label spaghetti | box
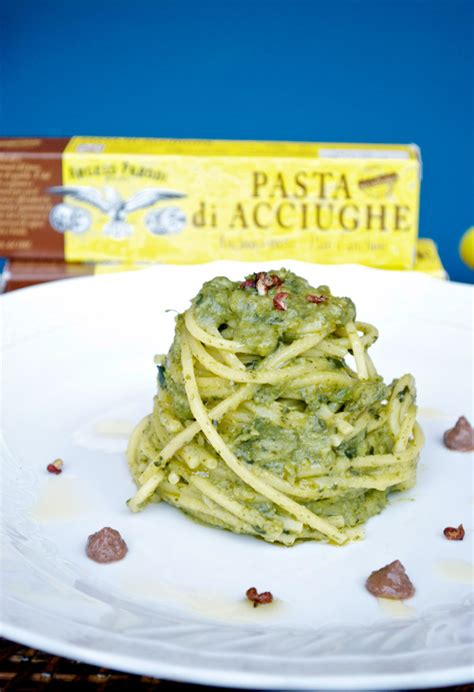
[127,269,422,545]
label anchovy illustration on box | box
[47,185,186,239]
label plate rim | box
[2,623,473,690]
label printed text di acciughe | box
[191,171,411,232]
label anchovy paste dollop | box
[86,527,128,563]
[443,416,474,451]
[365,559,415,599]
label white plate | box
[1,261,473,690]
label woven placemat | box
[0,638,472,692]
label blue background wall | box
[0,0,472,282]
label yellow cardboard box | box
[58,137,420,269]
[413,238,447,278]
[0,137,421,268]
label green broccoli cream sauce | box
[192,268,356,356]
[162,269,403,536]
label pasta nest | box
[127,270,422,545]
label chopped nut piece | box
[240,272,284,295]
[443,524,465,540]
[443,416,474,451]
[46,458,63,475]
[365,559,415,600]
[306,294,328,304]
[240,277,257,290]
[246,586,273,607]
[269,273,283,289]
[255,272,273,295]
[273,292,289,311]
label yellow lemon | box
[459,227,474,269]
